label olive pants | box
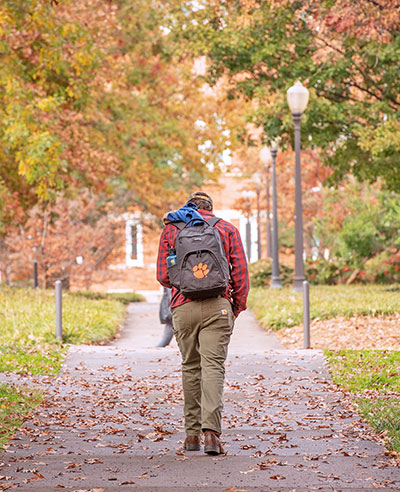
[171,297,234,435]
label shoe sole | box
[184,443,200,451]
[204,445,222,455]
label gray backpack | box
[168,217,230,300]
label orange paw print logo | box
[193,263,209,278]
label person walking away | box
[156,191,249,455]
[156,287,174,347]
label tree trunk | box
[346,269,360,285]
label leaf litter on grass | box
[275,314,400,350]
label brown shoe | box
[204,430,224,455]
[184,435,201,451]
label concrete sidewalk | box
[0,300,399,491]
[113,298,285,352]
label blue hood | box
[166,202,204,226]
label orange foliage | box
[0,195,123,289]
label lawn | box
[0,285,130,348]
[0,286,132,375]
[248,284,400,330]
[326,350,400,453]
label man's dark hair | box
[188,191,213,211]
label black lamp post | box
[287,81,309,292]
[270,141,283,289]
[260,143,282,289]
[259,147,272,258]
[241,190,254,263]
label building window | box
[130,225,138,260]
[126,221,144,267]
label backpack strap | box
[171,217,221,230]
[171,221,186,231]
[207,217,222,227]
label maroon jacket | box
[156,209,249,317]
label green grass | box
[357,399,400,451]
[325,349,400,452]
[0,384,43,449]
[248,284,400,330]
[0,344,67,375]
[0,285,127,346]
[0,285,128,374]
[71,290,145,304]
[325,350,400,393]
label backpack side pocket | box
[167,263,180,289]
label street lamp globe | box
[287,81,309,114]
[270,137,280,151]
[259,146,271,167]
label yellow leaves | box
[36,181,49,200]
[0,6,12,31]
[36,96,59,112]
[62,22,77,37]
[31,6,53,30]
[74,50,94,69]
[2,73,19,94]
[0,0,237,217]
[72,50,95,78]
[354,119,400,156]
[15,130,64,200]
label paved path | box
[0,300,399,491]
[114,299,285,351]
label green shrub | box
[304,257,360,285]
[364,252,400,284]
[248,259,293,288]
[250,257,355,287]
[305,257,341,285]
[338,209,383,267]
[305,255,400,285]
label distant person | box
[156,287,174,347]
[156,191,249,455]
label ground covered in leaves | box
[275,314,400,350]
[0,346,399,490]
[275,319,400,453]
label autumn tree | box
[1,194,124,289]
[0,0,237,223]
[170,0,400,190]
[0,0,239,282]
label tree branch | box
[315,36,400,109]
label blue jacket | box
[166,202,204,226]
